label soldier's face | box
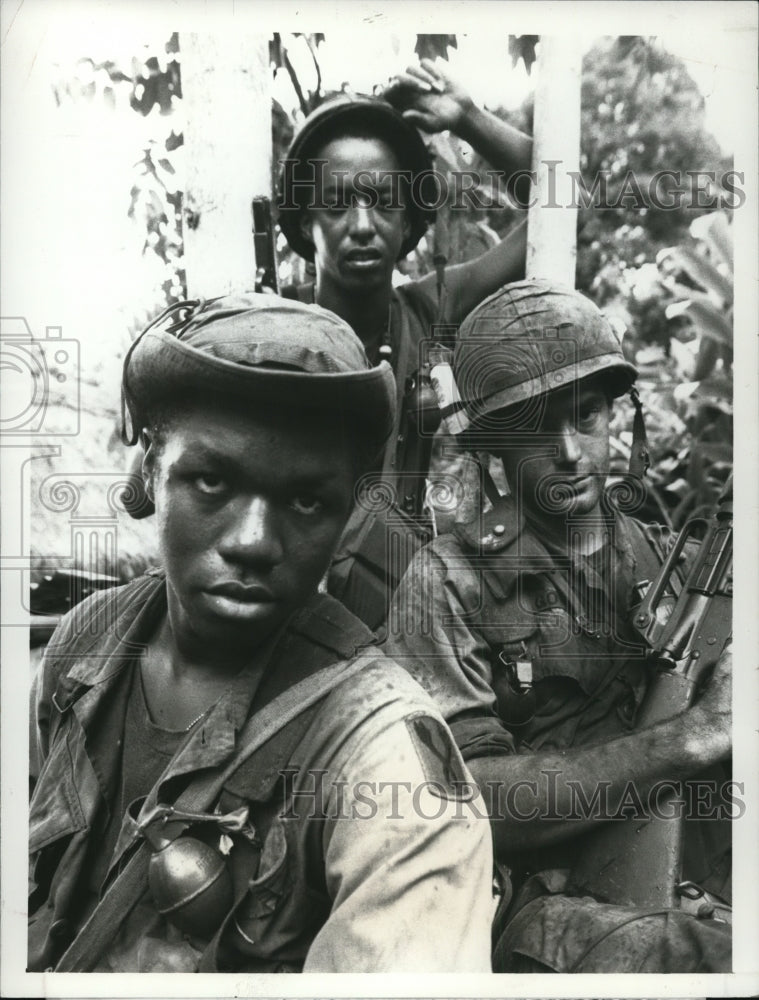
[495,380,612,524]
[300,135,411,293]
[144,403,355,656]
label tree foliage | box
[575,36,730,297]
[51,34,186,306]
[633,211,732,525]
[49,31,732,533]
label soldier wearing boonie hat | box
[385,279,732,973]
[120,293,396,467]
[276,59,533,628]
[28,294,494,974]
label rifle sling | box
[381,293,415,483]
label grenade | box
[147,835,233,936]
[139,804,246,937]
[406,371,443,436]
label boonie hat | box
[122,292,396,453]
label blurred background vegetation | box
[26,31,734,581]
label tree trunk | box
[527,36,582,286]
[180,34,271,298]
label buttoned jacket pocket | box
[225,812,330,969]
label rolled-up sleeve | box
[450,713,517,761]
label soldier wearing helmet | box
[384,279,732,972]
[278,59,532,628]
[28,295,494,974]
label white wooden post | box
[526,36,582,286]
[180,34,271,298]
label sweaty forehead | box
[156,402,353,469]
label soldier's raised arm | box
[384,57,532,322]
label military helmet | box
[453,279,638,433]
[278,93,437,262]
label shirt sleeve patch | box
[405,714,477,801]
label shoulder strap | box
[251,592,376,705]
[454,495,524,555]
[287,590,376,656]
[54,601,378,972]
[382,293,416,481]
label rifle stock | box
[568,484,732,907]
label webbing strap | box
[433,206,449,326]
[54,763,217,973]
[381,295,414,482]
[54,648,378,972]
[628,386,650,479]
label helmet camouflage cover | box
[452,279,638,434]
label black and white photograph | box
[1,1,757,996]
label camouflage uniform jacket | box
[29,572,493,973]
[384,494,732,971]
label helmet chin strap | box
[628,386,650,478]
[476,385,650,512]
[430,358,651,515]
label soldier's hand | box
[382,58,473,133]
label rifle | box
[568,479,733,908]
[252,197,279,293]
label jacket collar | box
[481,496,630,603]
[51,573,167,712]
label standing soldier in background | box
[384,280,733,973]
[278,58,532,628]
